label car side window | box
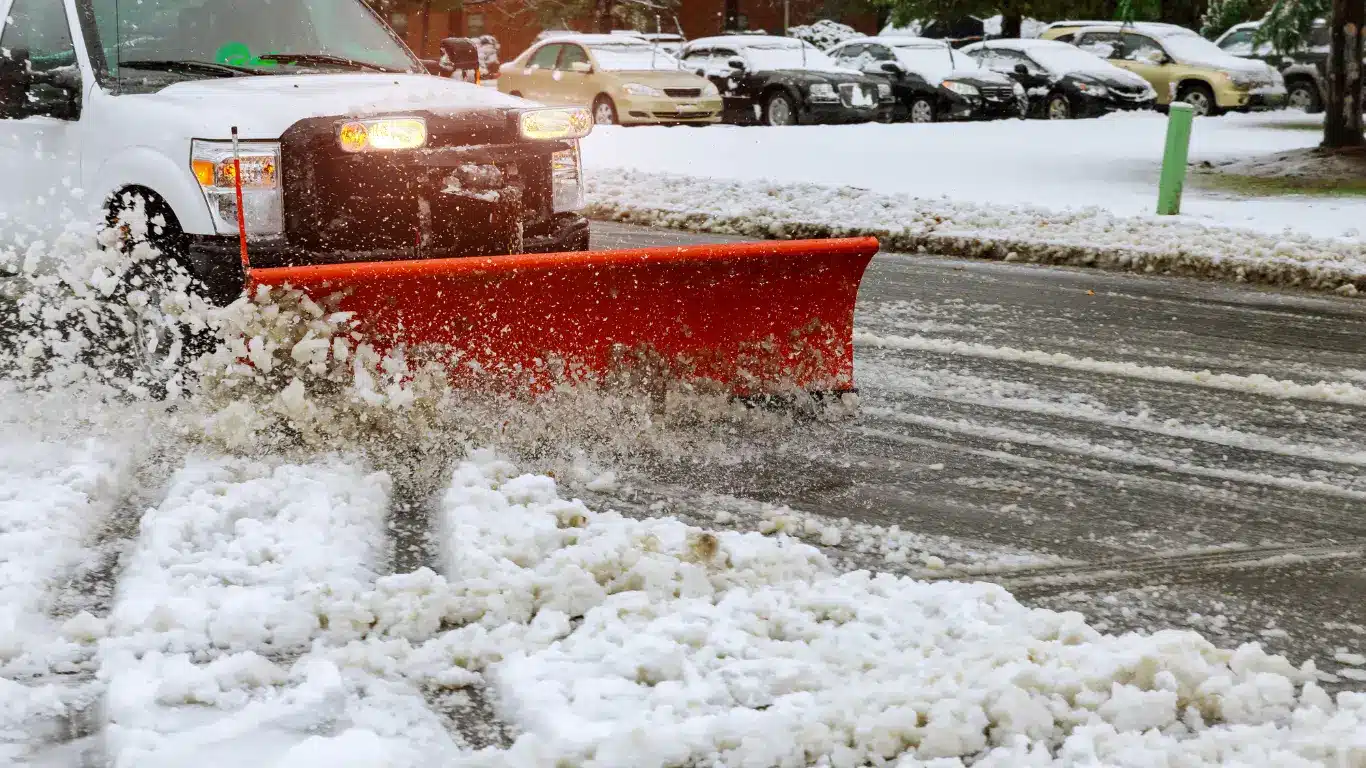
[557,44,589,71]
[832,43,864,64]
[1218,29,1254,53]
[973,47,1018,72]
[865,45,895,61]
[527,44,560,70]
[1122,34,1165,63]
[1075,32,1123,60]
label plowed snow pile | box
[2,217,1365,766]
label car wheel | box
[1046,94,1071,119]
[1286,80,1322,113]
[764,91,797,126]
[592,96,618,125]
[909,97,935,123]
[1177,83,1218,117]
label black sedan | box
[827,36,1027,123]
[679,35,894,126]
[960,39,1157,119]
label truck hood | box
[120,73,533,139]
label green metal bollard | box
[1156,102,1195,215]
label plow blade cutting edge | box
[245,237,879,396]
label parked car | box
[1051,23,1285,116]
[1213,19,1331,113]
[960,38,1157,118]
[499,34,721,126]
[827,36,1025,123]
[679,35,893,125]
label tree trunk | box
[594,0,615,32]
[1323,0,1364,148]
[1002,12,1022,38]
[416,0,433,58]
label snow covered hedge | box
[787,19,862,50]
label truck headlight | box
[520,107,593,140]
[551,143,583,213]
[337,117,427,152]
[622,82,665,97]
[190,140,283,237]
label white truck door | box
[0,0,85,248]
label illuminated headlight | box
[877,82,892,99]
[807,82,838,102]
[520,107,593,140]
[701,80,719,97]
[622,82,665,97]
[941,80,979,97]
[337,117,427,152]
[190,140,283,236]
[551,143,583,212]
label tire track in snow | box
[856,331,1366,408]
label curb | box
[585,206,1365,299]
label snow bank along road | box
[2,222,1365,765]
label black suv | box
[679,35,894,125]
[827,36,1026,123]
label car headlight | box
[1224,69,1255,88]
[700,80,719,97]
[519,107,593,140]
[1076,81,1109,96]
[877,82,892,99]
[622,82,665,97]
[940,80,979,97]
[337,117,427,153]
[551,143,583,213]
[807,82,838,101]
[190,140,283,236]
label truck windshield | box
[77,0,420,90]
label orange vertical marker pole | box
[231,126,250,272]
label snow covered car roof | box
[684,35,809,50]
[1054,21,1201,39]
[831,35,949,50]
[962,38,1078,52]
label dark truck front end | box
[188,107,589,298]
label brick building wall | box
[679,0,879,39]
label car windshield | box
[1159,33,1240,65]
[76,0,420,90]
[889,43,978,77]
[1027,45,1113,74]
[742,41,844,72]
[587,42,682,71]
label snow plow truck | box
[0,0,876,398]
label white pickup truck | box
[0,0,591,301]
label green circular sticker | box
[215,41,279,68]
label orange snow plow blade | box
[245,237,878,396]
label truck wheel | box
[592,95,618,125]
[1286,79,1322,113]
[909,97,936,123]
[105,192,219,393]
[764,91,797,126]
[1177,83,1219,117]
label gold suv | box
[1040,22,1286,116]
[499,34,722,125]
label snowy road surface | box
[581,111,1366,242]
[589,222,1366,681]
[2,222,1365,765]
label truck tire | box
[1286,78,1322,113]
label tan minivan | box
[1040,22,1285,116]
[499,34,722,125]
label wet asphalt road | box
[589,221,1366,689]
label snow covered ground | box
[581,111,1364,243]
[4,428,1366,767]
